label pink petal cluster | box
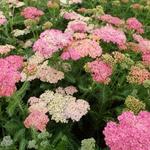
[142,53,150,65]
[103,111,150,150]
[0,55,23,96]
[21,7,44,20]
[86,60,112,84]
[28,97,49,113]
[127,66,150,85]
[62,11,89,22]
[133,34,150,65]
[55,86,78,95]
[0,44,15,55]
[33,29,72,58]
[0,11,7,25]
[61,39,102,60]
[99,14,124,26]
[24,111,49,132]
[21,59,64,83]
[66,20,88,33]
[64,100,90,121]
[126,17,144,34]
[93,25,127,49]
[37,61,64,84]
[63,11,82,20]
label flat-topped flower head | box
[21,7,44,20]
[0,55,23,97]
[93,25,126,49]
[33,29,72,58]
[103,111,150,150]
[126,17,144,34]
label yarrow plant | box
[0,0,150,149]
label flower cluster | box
[93,25,127,49]
[33,29,72,58]
[21,55,64,83]
[0,11,7,25]
[133,34,150,66]
[126,17,144,34]
[21,7,44,20]
[25,90,90,124]
[65,20,88,33]
[0,44,15,55]
[55,86,78,96]
[85,60,112,84]
[127,66,150,85]
[103,111,150,150]
[0,55,23,96]
[80,138,96,150]
[99,14,124,26]
[24,111,49,132]
[61,39,102,60]
[124,95,146,114]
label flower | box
[93,25,126,49]
[86,60,112,84]
[66,20,88,33]
[24,111,49,131]
[127,66,150,85]
[81,138,96,150]
[103,111,150,150]
[126,17,144,34]
[133,34,150,54]
[27,90,90,123]
[64,99,90,121]
[37,61,64,84]
[21,7,44,20]
[61,39,102,60]
[125,96,146,114]
[0,55,23,96]
[1,136,13,147]
[0,44,15,55]
[142,53,150,65]
[99,14,124,26]
[33,29,72,58]
[0,11,7,25]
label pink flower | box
[63,11,81,20]
[37,62,64,84]
[61,39,102,60]
[142,53,150,65]
[21,7,44,20]
[0,55,23,97]
[127,66,150,85]
[86,60,112,84]
[133,34,150,54]
[126,17,144,34]
[66,20,88,33]
[93,25,126,49]
[64,100,90,121]
[33,29,72,58]
[99,14,124,26]
[0,44,15,55]
[103,111,150,150]
[24,111,49,131]
[64,86,78,95]
[0,11,7,25]
[5,55,23,70]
